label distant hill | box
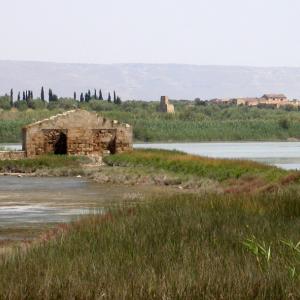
[1,60,300,100]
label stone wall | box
[23,110,132,158]
[0,151,26,160]
[159,96,175,113]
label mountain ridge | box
[1,60,300,100]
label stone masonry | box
[22,110,133,158]
[159,96,175,113]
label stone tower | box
[159,96,175,113]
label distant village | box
[209,94,300,108]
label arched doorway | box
[54,132,67,154]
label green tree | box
[49,89,53,102]
[10,89,13,107]
[80,93,84,102]
[116,96,122,105]
[99,89,103,100]
[41,87,45,101]
[0,95,12,110]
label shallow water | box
[0,177,150,240]
[135,142,300,170]
[0,143,22,151]
[4,142,300,170]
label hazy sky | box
[1,0,300,66]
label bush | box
[0,96,11,110]
[279,118,290,129]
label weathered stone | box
[0,151,26,160]
[21,109,133,158]
[158,96,175,113]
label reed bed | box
[104,149,289,182]
[1,190,300,299]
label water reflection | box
[0,177,148,240]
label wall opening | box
[54,132,67,155]
[108,137,116,154]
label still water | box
[1,142,300,239]
[135,142,300,170]
[2,142,300,170]
[0,177,150,240]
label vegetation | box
[0,155,86,175]
[1,98,300,142]
[0,151,300,298]
[104,149,288,183]
[2,190,300,298]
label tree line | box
[5,87,122,107]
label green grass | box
[104,149,289,182]
[0,155,85,174]
[1,101,300,142]
[1,190,300,298]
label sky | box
[0,0,300,67]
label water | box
[1,141,300,239]
[3,142,300,170]
[0,143,22,151]
[135,142,300,170]
[0,177,151,240]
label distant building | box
[226,93,300,108]
[232,97,260,106]
[159,96,175,113]
[261,94,287,102]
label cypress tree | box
[74,92,77,101]
[94,89,97,100]
[10,89,13,107]
[116,96,122,105]
[113,90,117,103]
[25,91,28,101]
[49,89,53,102]
[80,93,84,102]
[17,92,20,101]
[99,89,103,100]
[22,91,26,101]
[108,92,111,102]
[41,87,45,101]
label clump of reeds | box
[1,189,300,298]
[104,149,289,183]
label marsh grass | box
[2,104,300,142]
[1,190,300,299]
[105,149,289,182]
[0,155,87,174]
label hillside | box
[1,61,300,100]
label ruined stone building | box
[159,96,175,113]
[21,110,132,158]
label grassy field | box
[0,151,300,298]
[1,190,300,298]
[104,149,290,184]
[0,155,87,175]
[1,100,300,142]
